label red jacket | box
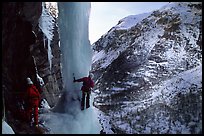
[26,84,40,106]
[75,77,94,92]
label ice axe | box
[73,73,75,80]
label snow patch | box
[2,121,15,134]
[115,12,151,30]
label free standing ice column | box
[54,2,92,112]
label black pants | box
[81,91,90,110]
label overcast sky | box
[89,2,169,44]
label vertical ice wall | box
[52,2,92,112]
[41,2,101,134]
[58,2,92,101]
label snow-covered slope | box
[114,12,151,30]
[92,2,202,134]
[92,12,151,68]
[108,65,202,134]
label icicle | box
[32,56,38,74]
[58,40,60,47]
[47,39,53,71]
[32,56,45,86]
[39,2,55,71]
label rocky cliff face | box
[92,2,202,134]
[2,2,62,132]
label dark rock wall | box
[2,2,63,123]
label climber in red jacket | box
[73,73,94,110]
[25,77,40,127]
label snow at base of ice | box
[39,93,102,134]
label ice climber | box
[73,72,94,110]
[25,77,41,127]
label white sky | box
[89,2,169,44]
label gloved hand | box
[73,79,76,82]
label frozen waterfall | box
[58,2,92,97]
[40,2,101,134]
[53,2,93,113]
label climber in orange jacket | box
[73,73,94,110]
[25,77,40,127]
